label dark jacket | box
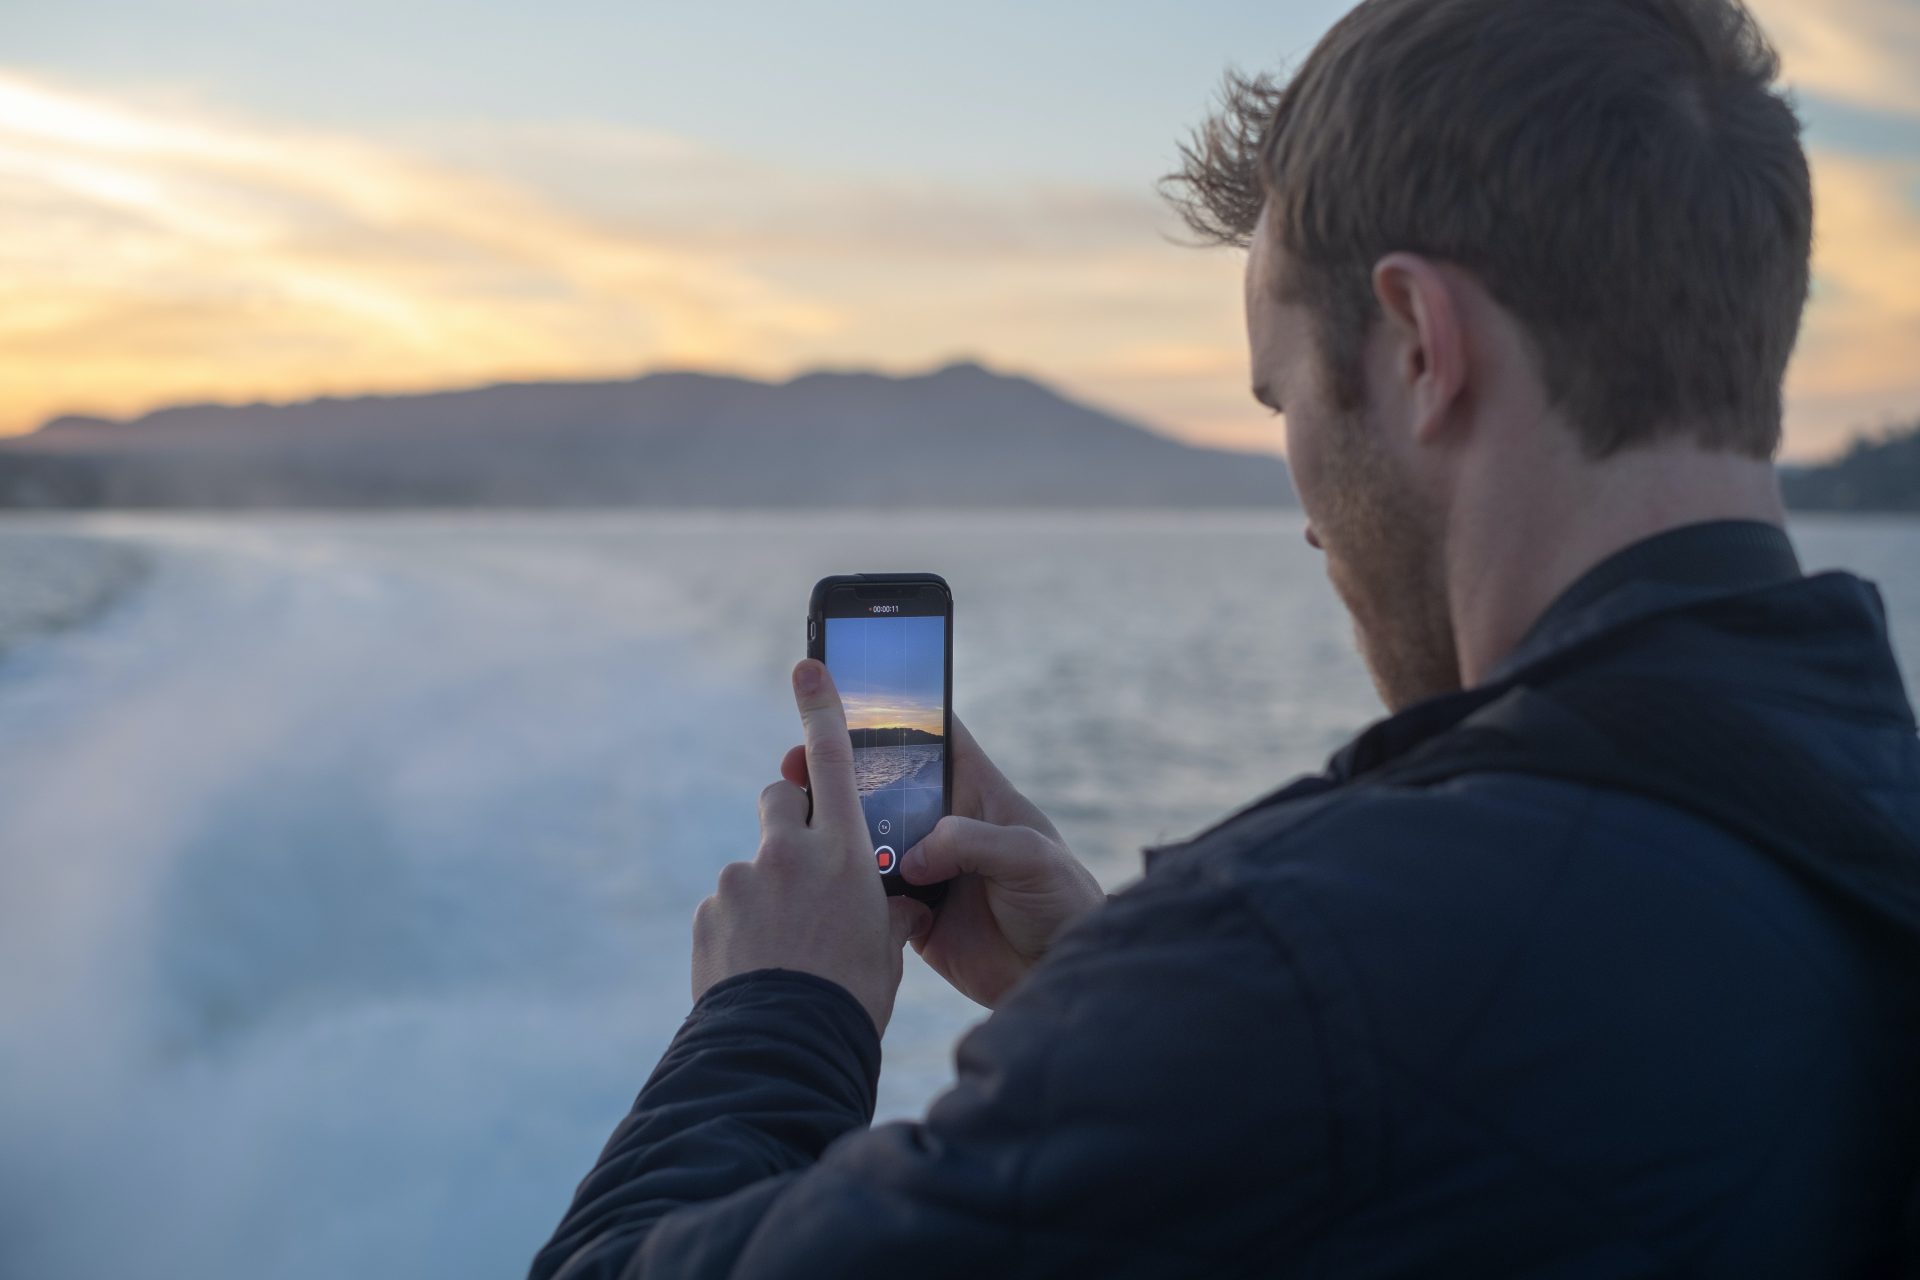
[530,519,1920,1277]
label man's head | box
[1164,0,1812,711]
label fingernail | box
[794,660,822,694]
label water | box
[855,744,944,794]
[0,509,1914,1279]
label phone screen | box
[818,586,949,881]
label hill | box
[1781,422,1920,514]
[0,362,1295,510]
[848,727,944,748]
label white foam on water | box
[0,513,985,1279]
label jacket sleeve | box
[528,859,1345,1279]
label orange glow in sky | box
[840,694,944,737]
[5,0,1918,464]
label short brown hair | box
[1162,0,1812,460]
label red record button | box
[875,845,898,874]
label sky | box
[4,0,1918,463]
[827,615,945,736]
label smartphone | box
[807,573,953,907]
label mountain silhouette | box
[0,361,1296,509]
[1779,420,1920,513]
[848,727,944,747]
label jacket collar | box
[1483,519,1802,685]
[1326,519,1846,783]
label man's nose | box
[1305,524,1323,551]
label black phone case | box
[807,573,953,908]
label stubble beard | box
[1316,407,1462,713]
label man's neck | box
[1446,439,1789,689]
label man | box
[531,0,1920,1272]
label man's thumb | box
[903,815,1043,885]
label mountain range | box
[0,362,1295,510]
[848,727,944,747]
[4,363,1912,512]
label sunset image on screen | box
[825,613,945,858]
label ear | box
[1371,252,1467,446]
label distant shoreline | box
[847,726,943,748]
[0,530,150,661]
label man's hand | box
[780,710,1104,1010]
[691,658,930,1038]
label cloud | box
[0,71,1252,448]
[0,73,838,434]
[410,118,1177,263]
[1748,0,1920,118]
